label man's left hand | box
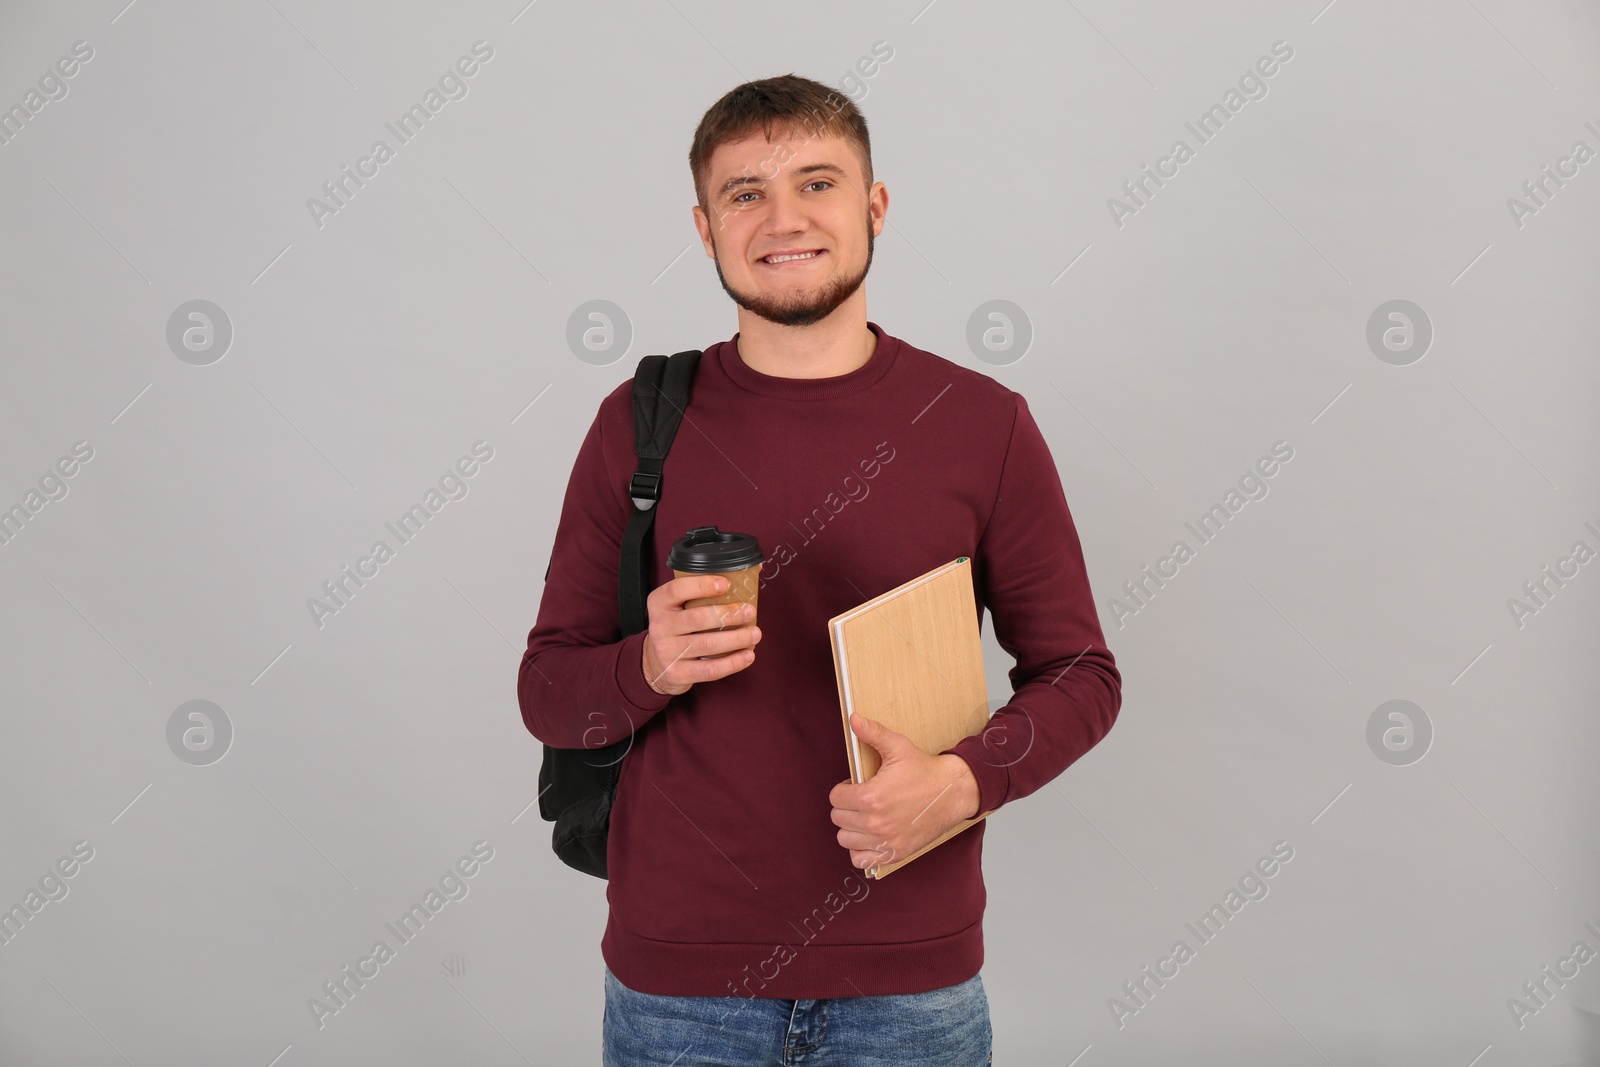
[829,712,981,872]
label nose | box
[762,185,810,239]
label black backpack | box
[535,348,703,879]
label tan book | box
[828,556,992,879]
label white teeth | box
[765,251,818,263]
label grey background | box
[2,0,1597,1063]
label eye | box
[732,191,758,203]
[805,180,833,192]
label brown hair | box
[689,74,873,216]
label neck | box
[733,297,875,379]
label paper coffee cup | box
[667,526,764,627]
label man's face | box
[692,130,887,328]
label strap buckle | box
[630,471,661,510]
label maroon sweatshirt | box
[519,321,1120,998]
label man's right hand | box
[641,574,762,697]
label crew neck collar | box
[717,321,900,400]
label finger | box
[672,574,729,607]
[860,842,895,863]
[691,603,737,632]
[679,627,759,659]
[849,845,894,868]
[831,806,863,826]
[651,574,719,613]
[684,601,753,633]
[661,633,749,673]
[687,648,756,681]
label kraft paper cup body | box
[667,526,764,631]
[674,564,759,625]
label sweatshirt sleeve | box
[940,391,1122,816]
[518,398,673,750]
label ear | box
[869,180,888,236]
[691,204,716,258]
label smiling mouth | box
[760,250,825,266]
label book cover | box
[827,556,992,879]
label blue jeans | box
[602,967,992,1066]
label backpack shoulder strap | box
[619,349,702,636]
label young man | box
[519,74,1121,1065]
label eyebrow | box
[716,163,848,200]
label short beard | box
[710,213,875,328]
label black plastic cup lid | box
[666,526,765,573]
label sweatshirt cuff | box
[940,732,1011,818]
[615,630,673,715]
